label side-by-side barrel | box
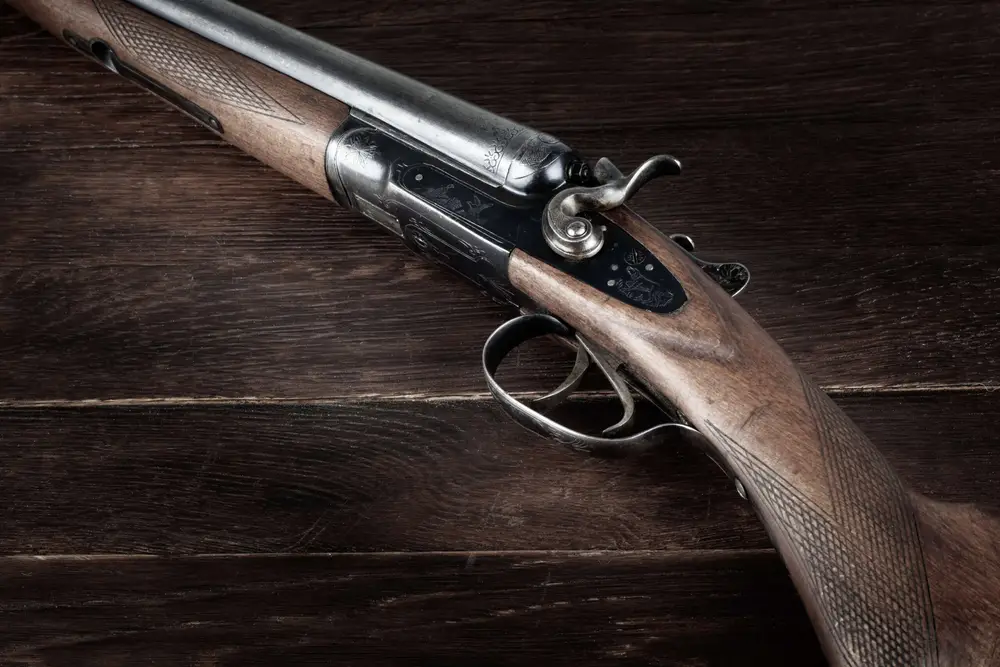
[127,0,585,197]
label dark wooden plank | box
[3,4,1000,132]
[2,121,998,398]
[0,551,823,666]
[1,242,995,399]
[2,0,991,38]
[241,0,999,23]
[4,120,997,252]
[4,3,999,398]
[0,392,995,555]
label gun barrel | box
[128,0,578,196]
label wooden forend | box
[9,0,350,199]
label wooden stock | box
[509,208,1000,666]
[9,0,350,199]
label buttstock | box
[509,207,1000,666]
[10,0,349,198]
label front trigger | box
[575,336,636,436]
[528,331,635,436]
[482,313,698,455]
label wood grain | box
[0,392,995,556]
[0,247,995,400]
[8,0,349,198]
[510,210,1000,664]
[0,551,825,666]
[7,3,998,130]
[3,45,998,398]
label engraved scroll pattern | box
[705,379,937,667]
[483,126,519,175]
[92,0,302,122]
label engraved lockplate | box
[400,165,688,314]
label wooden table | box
[2,0,998,664]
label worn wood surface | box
[1,0,998,664]
[0,392,997,556]
[0,551,824,666]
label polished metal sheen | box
[117,0,748,449]
[127,0,581,198]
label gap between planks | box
[0,383,994,409]
[2,115,1000,156]
[0,548,778,562]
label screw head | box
[565,220,588,239]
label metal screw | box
[566,220,588,239]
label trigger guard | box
[482,314,697,455]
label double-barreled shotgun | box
[9,0,1000,664]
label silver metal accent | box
[670,234,696,253]
[577,336,635,436]
[668,233,751,297]
[543,155,682,260]
[127,0,582,197]
[356,195,401,236]
[482,313,699,455]
[326,126,390,209]
[592,156,624,183]
[531,343,590,412]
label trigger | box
[482,313,700,455]
[576,336,635,437]
[533,343,591,412]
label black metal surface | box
[324,114,689,314]
[386,132,688,313]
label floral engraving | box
[483,125,520,175]
[516,133,561,169]
[342,131,379,169]
[624,248,647,266]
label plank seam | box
[0,383,993,408]
[0,548,778,561]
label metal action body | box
[114,0,748,446]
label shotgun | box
[8,0,1000,664]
